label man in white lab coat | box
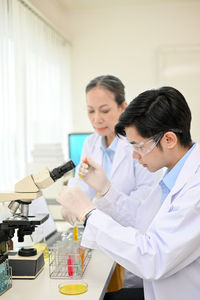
[56,86,200,300]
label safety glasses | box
[132,129,183,157]
[132,132,164,157]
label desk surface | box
[3,250,115,300]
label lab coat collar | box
[110,136,131,177]
[160,143,196,194]
[92,135,129,176]
[100,136,118,153]
[165,143,200,199]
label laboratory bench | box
[0,201,115,299]
[3,249,115,300]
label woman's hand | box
[79,157,111,196]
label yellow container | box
[34,243,49,260]
[58,280,88,295]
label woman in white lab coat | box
[66,75,159,294]
[57,86,200,300]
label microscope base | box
[8,251,44,279]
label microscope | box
[0,160,75,279]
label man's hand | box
[79,157,111,196]
[56,186,95,225]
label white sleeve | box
[82,183,200,280]
[93,161,164,227]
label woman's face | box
[86,87,126,145]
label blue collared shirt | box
[159,143,196,202]
[100,136,118,179]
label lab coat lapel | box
[93,136,103,165]
[169,143,200,198]
[157,143,200,212]
[146,144,200,233]
[110,137,129,178]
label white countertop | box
[3,250,115,300]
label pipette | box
[79,157,88,180]
[73,226,78,243]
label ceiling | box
[57,0,198,10]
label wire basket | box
[0,259,12,296]
[49,240,92,279]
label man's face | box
[125,125,166,172]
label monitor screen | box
[68,132,91,167]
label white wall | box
[29,0,200,140]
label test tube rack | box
[49,240,92,279]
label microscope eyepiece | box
[50,160,75,181]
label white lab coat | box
[81,143,200,300]
[68,133,161,287]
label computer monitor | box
[68,132,92,167]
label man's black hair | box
[115,86,192,147]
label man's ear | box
[162,131,178,149]
[121,101,127,112]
